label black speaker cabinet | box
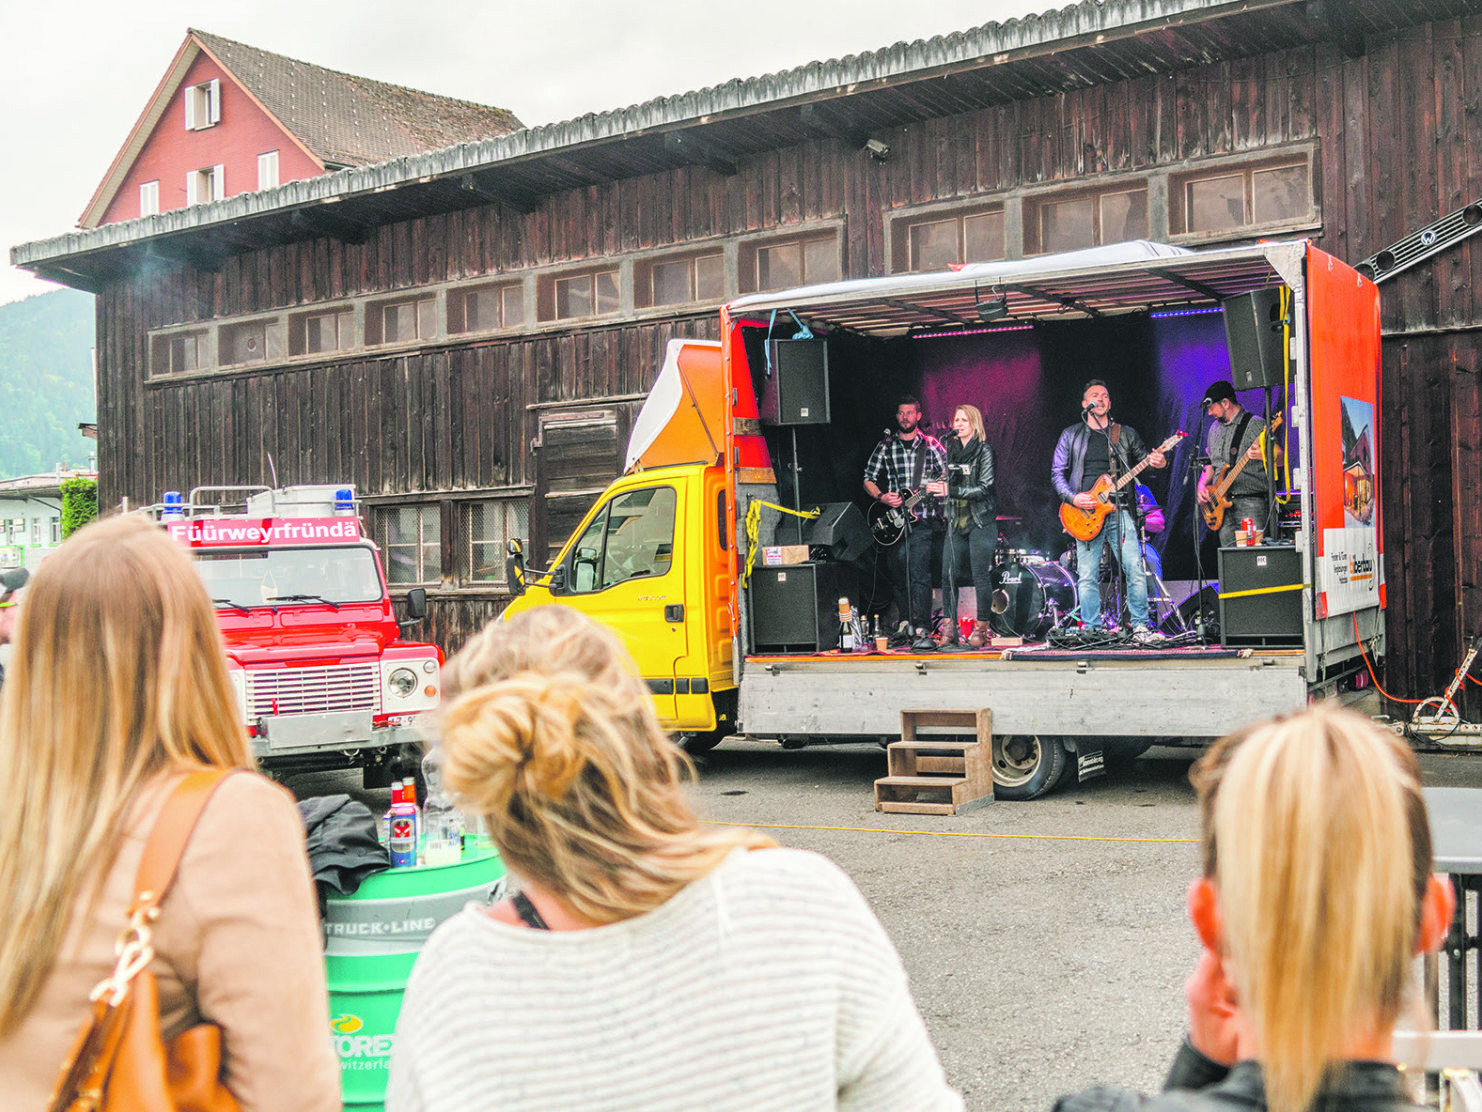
[803,502,871,563]
[1222,288,1287,390]
[749,562,859,653]
[759,340,830,426]
[1218,545,1304,647]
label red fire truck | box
[156,484,440,783]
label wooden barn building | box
[13,0,1482,707]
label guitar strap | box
[1230,411,1254,467]
[907,436,925,490]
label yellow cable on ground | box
[708,819,1196,845]
[742,498,820,587]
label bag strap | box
[131,768,237,917]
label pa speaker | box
[804,502,871,563]
[760,340,830,426]
[1222,288,1287,391]
[748,562,859,653]
[1218,545,1303,647]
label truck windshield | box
[193,546,384,607]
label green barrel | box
[324,847,505,1111]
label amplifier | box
[748,562,859,653]
[1218,545,1304,647]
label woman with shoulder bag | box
[930,404,997,647]
[0,515,340,1111]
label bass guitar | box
[1058,432,1186,543]
[868,488,932,547]
[1200,414,1282,531]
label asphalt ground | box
[287,740,1482,1112]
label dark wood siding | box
[93,16,1482,699]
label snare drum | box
[989,559,1078,640]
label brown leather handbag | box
[47,769,244,1112]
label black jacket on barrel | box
[945,435,997,529]
[1051,420,1149,504]
[1053,1040,1424,1112]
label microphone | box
[1082,401,1097,412]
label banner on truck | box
[1306,245,1383,618]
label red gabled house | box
[80,29,523,228]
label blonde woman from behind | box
[0,515,340,1110]
[1054,703,1454,1112]
[387,606,962,1112]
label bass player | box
[1195,379,1268,547]
[864,396,947,638]
[1051,380,1168,642]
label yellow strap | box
[742,499,820,587]
[1218,582,1304,600]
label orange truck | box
[504,241,1383,798]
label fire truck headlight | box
[387,667,418,698]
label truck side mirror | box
[505,539,528,597]
[401,587,428,625]
[548,564,567,592]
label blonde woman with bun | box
[1054,703,1454,1112]
[0,515,339,1110]
[387,605,961,1112]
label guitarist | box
[1195,380,1268,547]
[1051,380,1168,642]
[863,396,947,638]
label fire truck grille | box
[248,663,381,719]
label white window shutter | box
[184,88,195,130]
[208,79,221,124]
[211,165,224,201]
[186,172,199,206]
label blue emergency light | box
[334,488,356,515]
[161,491,184,520]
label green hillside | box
[0,289,97,478]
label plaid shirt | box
[864,432,947,524]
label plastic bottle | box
[421,744,465,867]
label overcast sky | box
[0,0,1050,306]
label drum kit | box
[982,515,1187,640]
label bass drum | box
[989,559,1078,640]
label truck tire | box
[679,729,727,754]
[992,734,1069,800]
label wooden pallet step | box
[875,774,968,788]
[887,739,979,751]
[876,800,959,815]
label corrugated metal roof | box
[15,0,1479,284]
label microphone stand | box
[1100,412,1146,637]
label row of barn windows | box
[138,152,278,217]
[369,499,529,590]
[146,149,1314,376]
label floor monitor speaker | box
[749,562,859,653]
[803,502,871,563]
[1218,545,1303,647]
[1222,288,1286,391]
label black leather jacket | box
[1051,420,1149,504]
[945,435,997,529]
[1054,1040,1423,1112]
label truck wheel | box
[680,730,727,755]
[992,735,1068,800]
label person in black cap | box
[0,567,28,688]
[1196,381,1269,547]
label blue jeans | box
[1076,508,1149,628]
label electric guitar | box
[1200,415,1282,531]
[868,488,932,547]
[1058,432,1186,542]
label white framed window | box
[139,181,160,217]
[1172,156,1314,237]
[636,251,724,308]
[365,296,436,345]
[151,330,207,375]
[184,79,221,131]
[289,307,354,355]
[892,207,1006,273]
[186,165,225,206]
[1026,186,1148,255]
[257,151,280,191]
[373,504,442,586]
[218,318,280,366]
[50,517,61,545]
[449,283,524,333]
[740,231,841,293]
[539,268,621,322]
[463,500,530,585]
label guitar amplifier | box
[748,562,859,653]
[1218,545,1304,647]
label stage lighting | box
[863,138,891,161]
[976,294,1008,322]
